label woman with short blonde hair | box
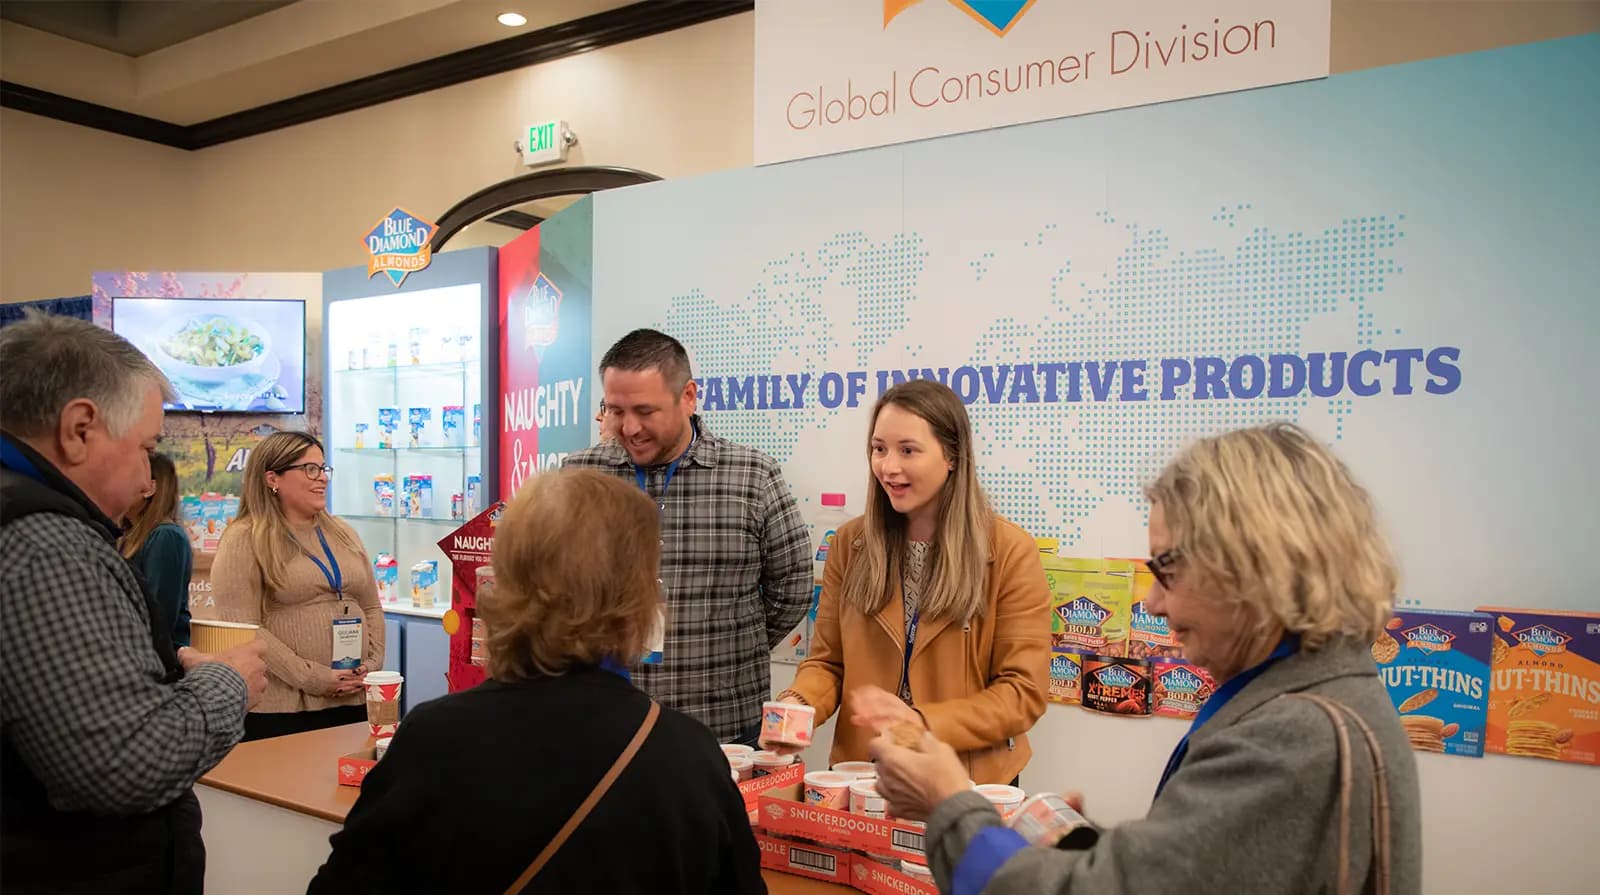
[481,467,663,680]
[313,469,764,894]
[871,422,1422,895]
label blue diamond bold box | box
[1372,609,1492,757]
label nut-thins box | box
[1478,607,1600,766]
[1372,609,1491,757]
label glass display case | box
[322,248,498,622]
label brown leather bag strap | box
[501,701,660,895]
[1283,693,1392,895]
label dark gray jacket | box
[926,637,1422,894]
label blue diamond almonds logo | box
[1160,665,1206,695]
[1402,624,1455,654]
[1094,664,1138,689]
[364,208,436,287]
[1058,596,1110,628]
[1051,654,1080,680]
[1513,624,1571,657]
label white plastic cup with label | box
[830,760,876,780]
[374,737,392,760]
[976,783,1026,820]
[750,751,796,778]
[364,670,403,737]
[802,771,852,809]
[728,755,754,781]
[1007,793,1100,850]
[849,778,887,818]
[759,701,815,748]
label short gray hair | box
[0,311,176,437]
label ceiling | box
[0,0,641,125]
[0,1,295,57]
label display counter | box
[196,723,847,894]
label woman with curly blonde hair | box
[872,422,1423,895]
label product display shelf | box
[334,358,480,380]
[336,446,480,456]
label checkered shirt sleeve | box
[565,425,813,740]
[0,513,247,815]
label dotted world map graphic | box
[661,206,1405,544]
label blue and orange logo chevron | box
[884,0,1037,37]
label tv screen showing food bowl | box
[112,298,307,413]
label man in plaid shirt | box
[0,313,267,894]
[565,329,812,743]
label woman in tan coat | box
[777,381,1050,785]
[212,431,385,741]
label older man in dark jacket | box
[0,312,267,894]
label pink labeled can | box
[1007,793,1100,850]
[727,755,754,782]
[802,771,851,810]
[848,778,887,818]
[751,751,796,778]
[760,701,815,748]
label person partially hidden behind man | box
[0,311,267,895]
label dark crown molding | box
[1,0,752,151]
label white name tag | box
[331,617,363,670]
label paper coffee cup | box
[364,670,403,737]
[190,619,258,654]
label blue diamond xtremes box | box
[1372,608,1492,757]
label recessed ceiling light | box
[497,12,527,27]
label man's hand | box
[179,642,268,708]
[868,729,971,822]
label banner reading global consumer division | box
[755,0,1331,165]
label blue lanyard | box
[632,429,696,504]
[0,435,42,482]
[1154,634,1300,799]
[305,526,344,602]
[898,609,921,703]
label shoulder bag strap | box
[1282,693,1392,895]
[501,700,661,895]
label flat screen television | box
[111,297,307,413]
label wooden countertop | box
[198,722,372,824]
[761,870,853,893]
[200,724,863,891]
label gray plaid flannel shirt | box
[1,512,247,815]
[564,418,812,740]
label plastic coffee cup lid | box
[364,671,403,685]
[763,700,815,716]
[831,761,876,778]
[721,743,756,757]
[849,778,879,796]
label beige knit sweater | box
[211,517,386,714]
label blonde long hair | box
[1145,422,1397,650]
[226,431,357,593]
[842,381,992,621]
[121,452,180,559]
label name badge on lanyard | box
[632,430,693,667]
[307,527,362,670]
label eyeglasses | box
[1148,546,1184,590]
[276,463,333,481]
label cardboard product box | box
[739,761,805,820]
[1478,607,1600,765]
[337,747,378,787]
[1043,558,1133,656]
[756,834,853,886]
[755,791,927,864]
[1372,608,1492,757]
[849,855,937,895]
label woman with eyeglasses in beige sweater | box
[212,431,384,741]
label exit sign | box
[521,120,571,167]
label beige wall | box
[3,4,1597,302]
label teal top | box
[135,522,193,648]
